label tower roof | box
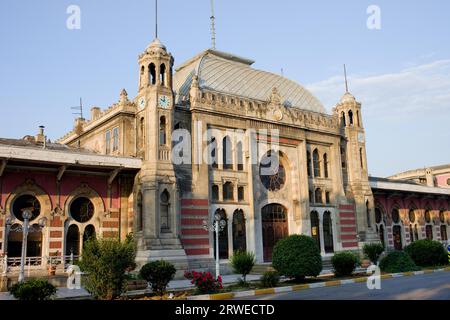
[173,49,326,113]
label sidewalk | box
[0,273,262,300]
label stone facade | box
[0,36,449,278]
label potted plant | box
[47,251,60,276]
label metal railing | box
[0,255,80,275]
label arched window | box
[223,182,234,201]
[160,190,170,232]
[313,149,320,177]
[83,225,96,248]
[214,209,228,259]
[66,224,80,256]
[310,211,320,250]
[210,137,218,169]
[223,136,233,170]
[140,66,145,87]
[323,211,334,253]
[323,153,329,178]
[348,110,354,126]
[307,151,312,177]
[70,197,94,223]
[315,188,323,204]
[160,63,166,86]
[159,116,166,145]
[237,141,244,171]
[149,63,156,85]
[341,111,346,127]
[232,210,246,252]
[211,185,219,201]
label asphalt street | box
[236,271,450,300]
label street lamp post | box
[6,210,46,283]
[203,213,226,279]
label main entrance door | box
[261,204,288,262]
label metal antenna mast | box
[210,0,216,49]
[344,64,349,93]
[155,0,158,38]
[71,98,84,120]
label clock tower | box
[334,89,379,245]
[135,38,188,270]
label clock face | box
[138,97,146,109]
[159,95,170,108]
[358,132,365,143]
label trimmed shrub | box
[363,243,384,264]
[230,251,256,283]
[78,235,136,300]
[260,271,280,288]
[272,235,322,280]
[184,271,222,294]
[139,260,176,296]
[404,239,448,267]
[379,251,419,273]
[332,252,359,277]
[10,278,56,300]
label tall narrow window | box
[105,130,111,154]
[307,151,312,177]
[237,141,244,171]
[223,136,233,170]
[323,153,329,178]
[211,185,219,201]
[159,116,166,145]
[315,188,323,204]
[223,182,234,201]
[238,186,245,202]
[160,190,170,232]
[149,63,156,85]
[112,127,119,152]
[360,148,365,170]
[313,149,320,177]
[160,63,166,86]
[210,137,218,168]
[348,110,354,126]
[140,118,145,149]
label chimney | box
[35,126,46,144]
[91,107,101,120]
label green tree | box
[79,235,136,300]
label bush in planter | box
[184,271,223,294]
[404,239,448,267]
[9,278,56,300]
[260,271,280,288]
[78,235,136,300]
[230,251,256,284]
[272,235,322,280]
[139,260,176,296]
[331,252,359,277]
[363,243,384,264]
[379,251,419,273]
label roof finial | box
[210,0,216,49]
[155,0,158,39]
[344,64,349,93]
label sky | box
[0,0,449,177]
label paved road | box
[236,272,450,300]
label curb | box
[187,266,450,300]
